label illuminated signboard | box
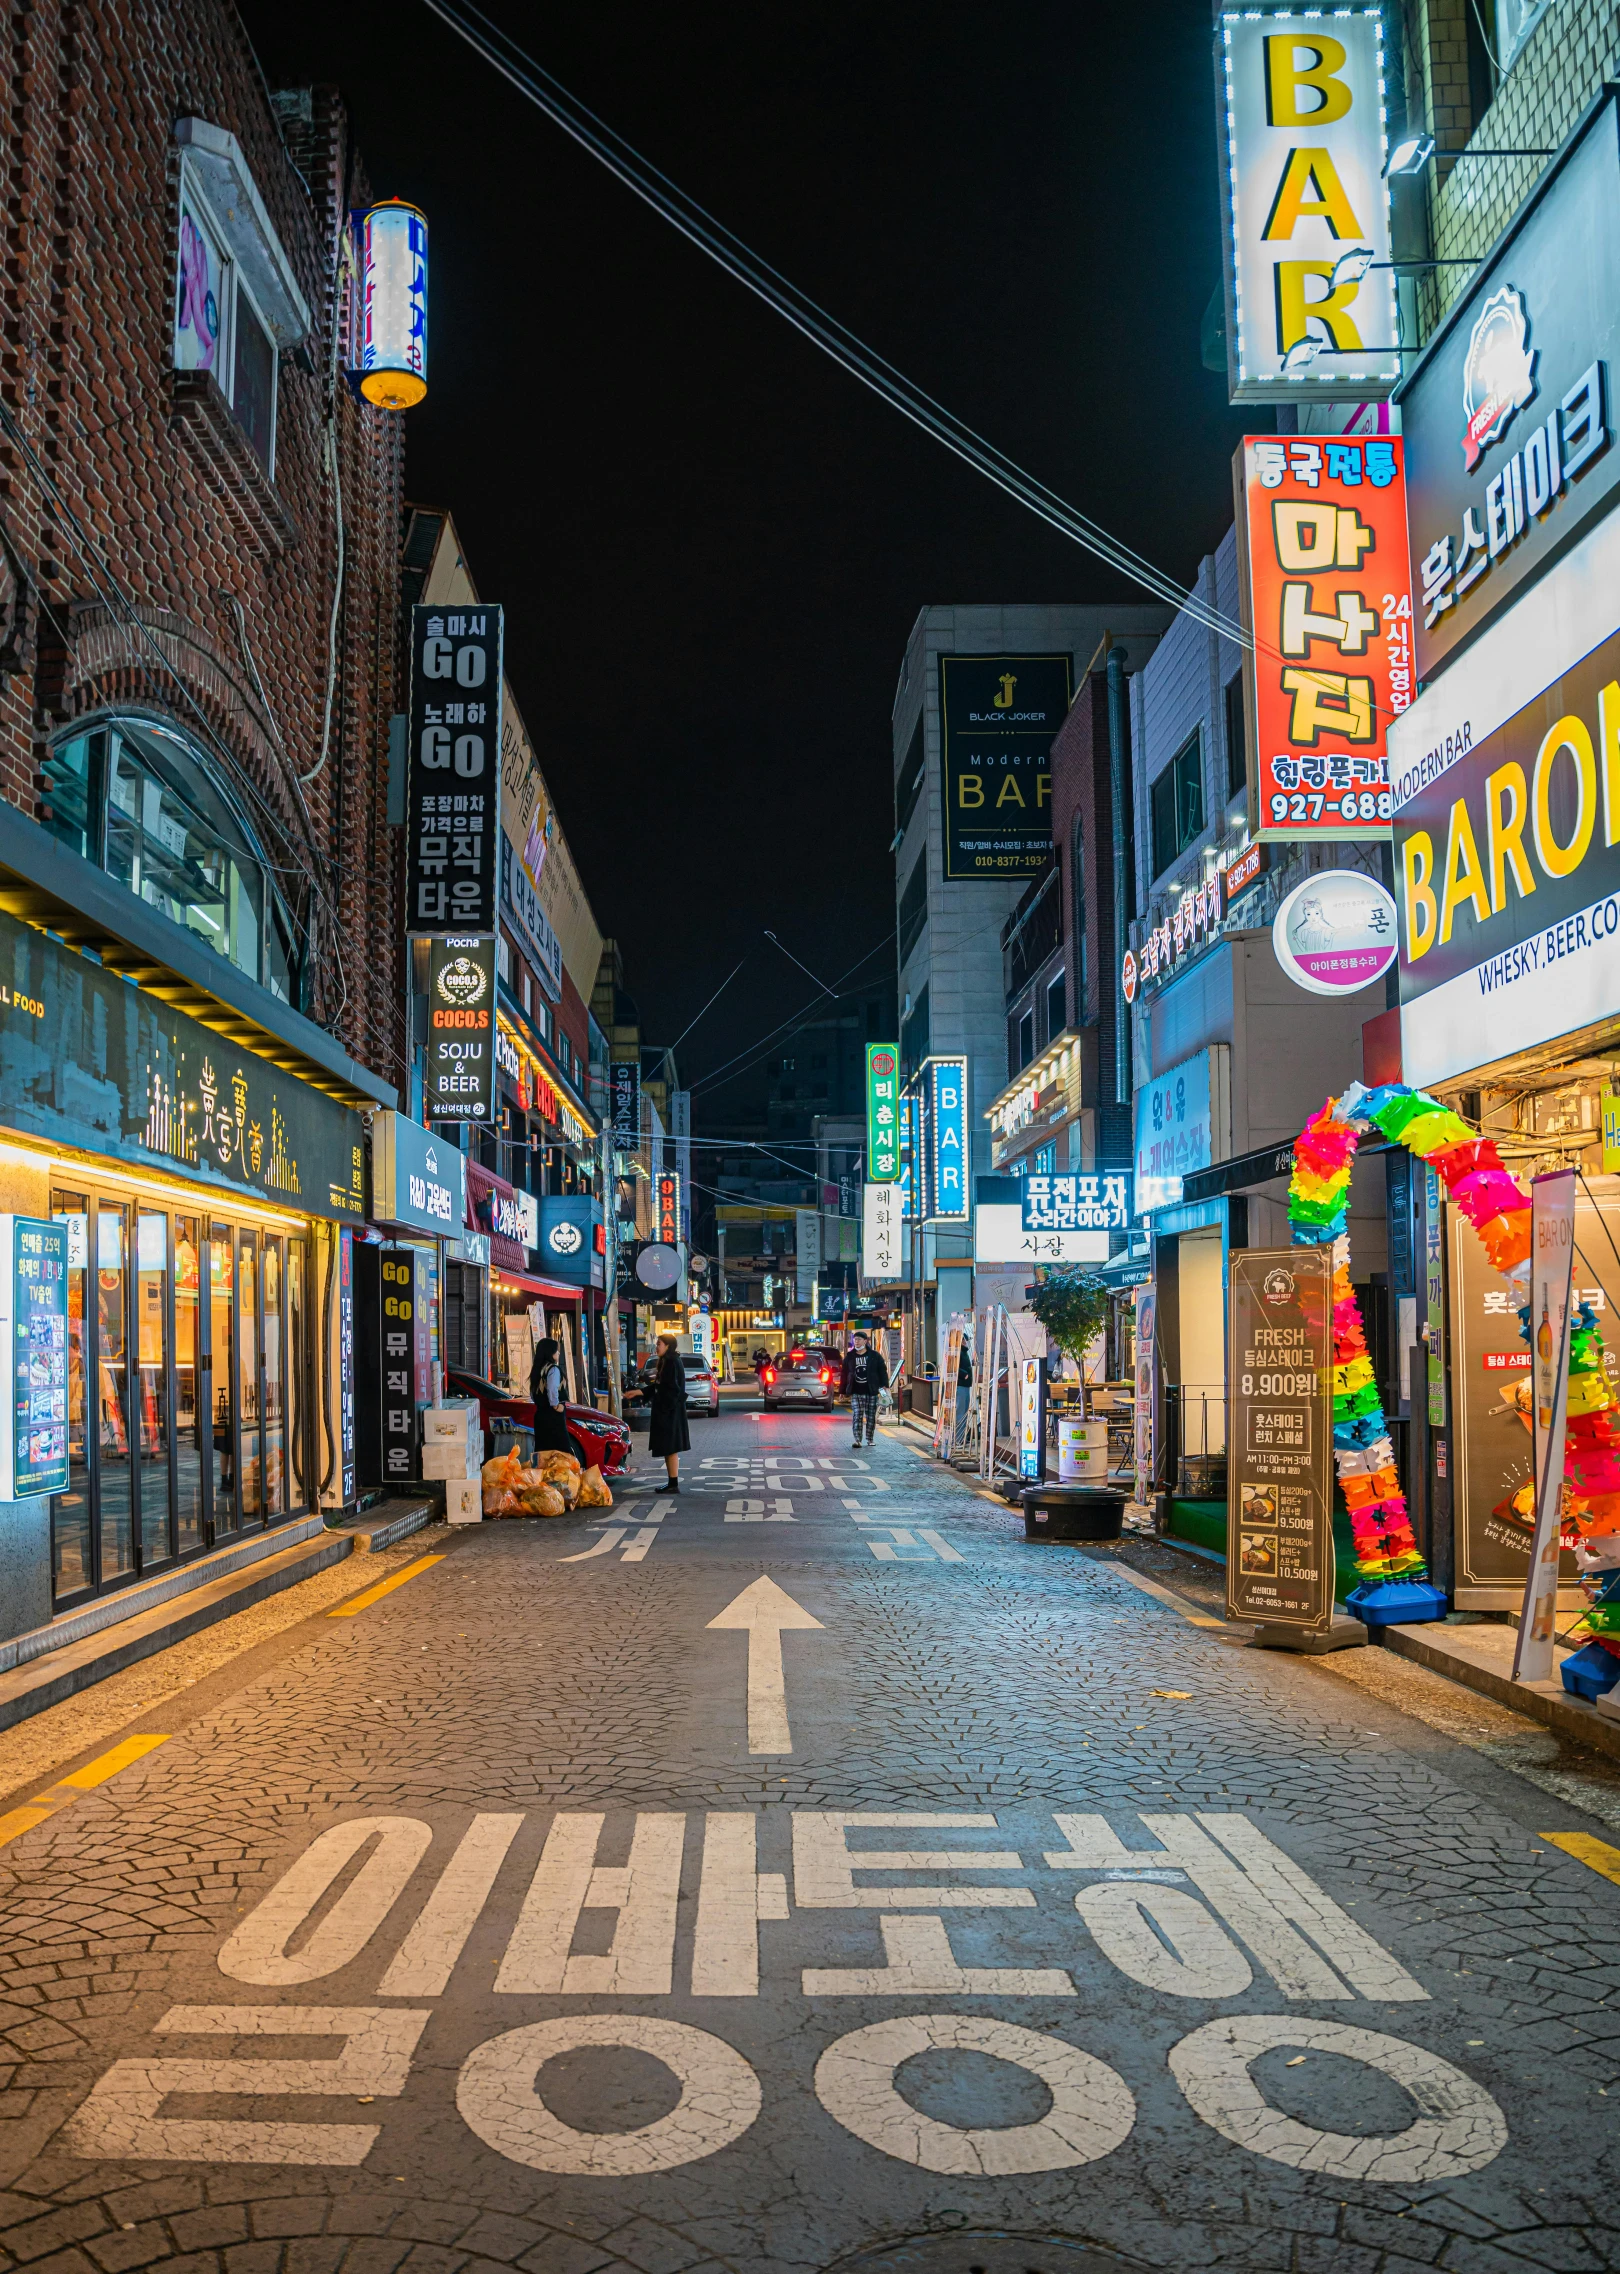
[0,1217,68,1499]
[1217,9,1398,403]
[357,200,428,409]
[1021,1172,1133,1235]
[921,1055,969,1223]
[406,604,503,935]
[426,935,496,1124]
[866,1043,901,1180]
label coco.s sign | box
[1217,9,1399,404]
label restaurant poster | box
[1227,1248,1335,1631]
[1448,1179,1620,1599]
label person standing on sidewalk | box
[648,1334,690,1494]
[840,1331,889,1448]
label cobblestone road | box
[0,1410,1616,2274]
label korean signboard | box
[657,1172,681,1247]
[866,1044,901,1180]
[1134,1047,1230,1212]
[919,1055,969,1222]
[1271,871,1398,997]
[975,1191,1108,1267]
[1397,91,1620,680]
[1129,869,1227,1002]
[938,656,1072,881]
[862,1181,904,1281]
[539,1196,605,1290]
[1217,9,1398,404]
[0,911,362,1222]
[1237,434,1412,844]
[1227,1247,1336,1633]
[0,1218,67,1498]
[1390,514,1620,1088]
[1445,1185,1620,1601]
[355,1247,428,1490]
[426,935,496,1123]
[1021,1172,1132,1235]
[610,1061,640,1152]
[406,604,503,934]
[371,1109,466,1239]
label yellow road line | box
[1541,1830,1620,1884]
[0,1732,169,1854]
[328,1553,445,1618]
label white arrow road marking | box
[706,1576,824,1754]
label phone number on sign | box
[1268,791,1393,825]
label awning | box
[491,1266,586,1304]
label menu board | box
[1449,1181,1620,1597]
[0,1217,69,1498]
[1227,1248,1334,1632]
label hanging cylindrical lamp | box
[357,199,428,409]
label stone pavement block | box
[441,2222,544,2266]
[83,2226,174,2273]
[283,2243,349,2274]
[166,2213,245,2257]
[247,2205,328,2244]
[513,2238,630,2274]
[3,2208,110,2265]
[331,2241,410,2274]
[220,2246,285,2274]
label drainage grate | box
[823,2235,1150,2274]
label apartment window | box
[42,715,298,1001]
[1224,674,1248,804]
[1045,969,1066,1043]
[1150,732,1205,877]
[174,166,278,474]
[1491,0,1544,78]
[898,852,929,963]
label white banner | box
[862,1182,903,1281]
[795,1208,821,1303]
[1515,1168,1576,1681]
[974,1204,1108,1264]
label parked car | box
[681,1355,720,1415]
[444,1366,632,1475]
[760,1348,837,1412]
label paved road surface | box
[0,1409,1616,2274]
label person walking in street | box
[528,1336,574,1457]
[840,1331,889,1448]
[648,1333,690,1493]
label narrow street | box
[0,1409,1614,2274]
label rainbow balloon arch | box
[1287,1081,1620,1698]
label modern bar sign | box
[0,1216,69,1499]
[406,603,504,933]
[427,935,496,1123]
[1226,1247,1335,1634]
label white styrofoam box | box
[423,1406,481,1444]
[444,1478,480,1524]
[421,1443,474,1481]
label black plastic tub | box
[1022,1485,1126,1541]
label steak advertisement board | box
[1227,1248,1335,1633]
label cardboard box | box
[422,1442,474,1481]
[423,1405,481,1444]
[444,1477,480,1524]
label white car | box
[682,1356,720,1415]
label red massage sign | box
[1236,434,1414,845]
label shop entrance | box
[49,1185,315,1608]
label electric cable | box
[687,932,896,1096]
[418,0,1252,650]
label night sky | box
[239,0,1250,1120]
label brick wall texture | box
[0,0,405,1089]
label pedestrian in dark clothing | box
[528,1337,574,1457]
[648,1335,690,1492]
[839,1333,889,1447]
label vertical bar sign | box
[925,1056,969,1222]
[406,604,503,933]
[1227,1247,1335,1633]
[866,1045,901,1180]
[0,1217,68,1498]
[1514,1168,1577,1682]
[380,1251,417,1485]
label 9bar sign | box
[1237,434,1412,844]
[406,605,503,934]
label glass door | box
[239,1230,263,1526]
[136,1210,172,1570]
[262,1239,285,1518]
[174,1219,203,1554]
[95,1202,133,1581]
[208,1225,239,1540]
[51,1193,92,1602]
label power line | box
[419,0,1252,651]
[688,933,895,1096]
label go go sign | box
[406,604,503,934]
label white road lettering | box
[560,1529,626,1561]
[793,1812,1034,1908]
[803,1912,1075,1996]
[65,2005,428,2166]
[379,1814,525,1997]
[724,1498,795,1521]
[218,1817,432,1986]
[691,1812,788,1996]
[706,1576,824,1754]
[457,2016,761,2175]
[813,2015,1134,2175]
[496,1812,685,1994]
[1170,2016,1507,2181]
[1074,1882,1252,1999]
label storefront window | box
[239,1234,261,1522]
[209,1227,238,1539]
[263,1239,284,1516]
[97,1204,133,1581]
[40,718,298,1003]
[137,1211,171,1570]
[175,1219,203,1554]
[288,1237,310,1505]
[51,1194,91,1600]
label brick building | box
[0,3,411,1635]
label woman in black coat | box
[528,1336,575,1457]
[647,1334,690,1494]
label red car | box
[445,1367,632,1475]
